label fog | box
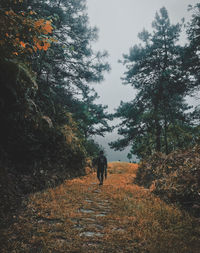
[87,0,199,161]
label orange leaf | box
[42,21,53,34]
[43,42,50,51]
[36,42,43,50]
[50,38,58,43]
[20,41,26,48]
[33,46,37,52]
[34,19,45,28]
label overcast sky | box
[86,0,199,161]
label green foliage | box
[186,3,200,90]
[110,7,199,159]
[84,139,103,158]
[0,0,111,175]
[0,59,38,161]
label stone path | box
[1,163,140,252]
[72,184,110,239]
[2,162,199,253]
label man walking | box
[97,151,107,185]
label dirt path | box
[1,162,200,252]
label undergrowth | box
[135,146,200,215]
[1,162,200,253]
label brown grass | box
[1,162,200,252]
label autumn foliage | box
[0,1,53,57]
[135,146,200,214]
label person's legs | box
[97,168,100,182]
[99,168,104,185]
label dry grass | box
[1,162,200,252]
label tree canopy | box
[110,7,200,159]
[0,0,111,170]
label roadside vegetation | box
[0,0,110,227]
[0,1,200,252]
[110,4,200,220]
[1,162,200,253]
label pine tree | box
[0,0,111,166]
[110,7,193,159]
[185,3,200,142]
[23,0,111,138]
[186,3,200,88]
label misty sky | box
[86,0,200,162]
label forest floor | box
[1,162,200,253]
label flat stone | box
[99,200,109,203]
[80,231,103,237]
[89,224,104,230]
[85,199,93,203]
[97,201,108,205]
[97,204,110,209]
[112,228,125,233]
[79,208,94,214]
[69,218,80,223]
[73,224,84,230]
[93,189,100,193]
[37,219,45,224]
[55,238,68,245]
[53,236,68,244]
[37,218,63,224]
[82,218,96,222]
[95,213,106,217]
[83,241,102,247]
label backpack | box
[98,155,106,167]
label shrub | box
[135,146,200,214]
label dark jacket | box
[97,154,107,170]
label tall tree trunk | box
[164,113,169,154]
[154,101,161,152]
[155,119,161,152]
